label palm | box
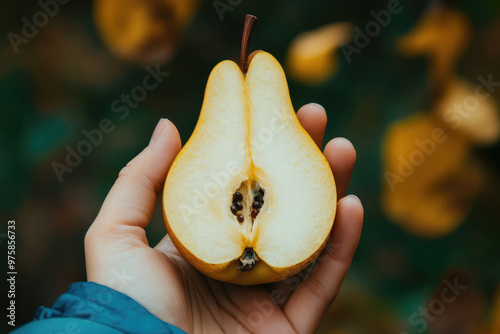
[85,105,363,334]
[153,235,300,334]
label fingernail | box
[348,194,361,202]
[309,103,325,110]
[150,119,167,145]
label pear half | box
[163,52,336,285]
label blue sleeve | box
[11,282,187,334]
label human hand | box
[85,103,363,334]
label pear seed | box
[230,205,237,215]
[251,209,259,219]
[234,192,243,202]
[252,201,262,209]
[237,214,244,223]
[235,201,243,211]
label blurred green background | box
[1,0,500,333]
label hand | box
[85,103,363,334]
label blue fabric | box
[11,282,187,334]
[12,318,123,334]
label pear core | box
[163,52,336,285]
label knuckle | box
[306,276,329,301]
[117,162,159,194]
[118,164,134,179]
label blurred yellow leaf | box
[396,7,471,86]
[434,78,500,144]
[397,6,500,144]
[490,285,500,334]
[94,0,198,65]
[382,114,481,237]
[286,22,352,85]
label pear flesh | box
[163,52,336,285]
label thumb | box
[89,118,181,241]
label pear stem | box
[240,14,258,73]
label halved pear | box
[163,52,336,285]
